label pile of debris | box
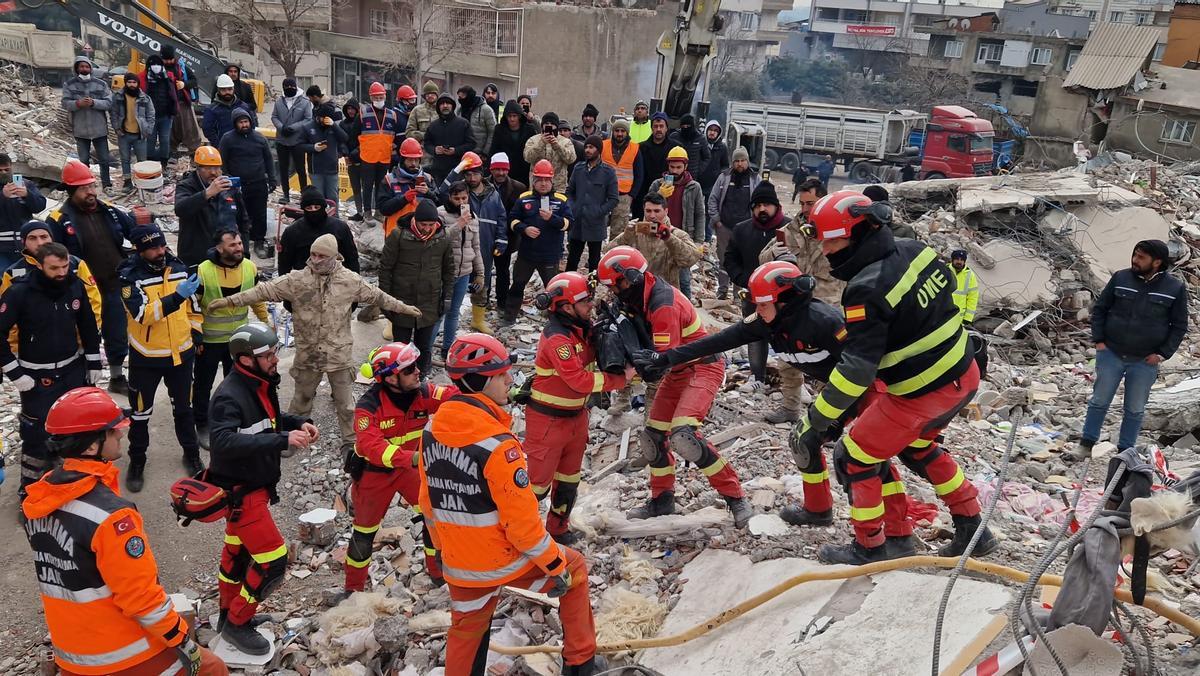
[0,64,81,181]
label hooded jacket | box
[299,106,349,175]
[220,257,418,370]
[699,124,730,194]
[271,92,314,147]
[173,169,252,266]
[138,55,177,120]
[218,108,273,184]
[707,167,760,228]
[339,99,363,162]
[202,94,255,147]
[523,131,577,193]
[61,56,113,140]
[423,100,477,181]
[378,222,455,330]
[278,212,360,275]
[109,86,155,139]
[438,169,508,256]
[489,100,538,185]
[459,88,497,155]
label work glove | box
[468,279,483,294]
[207,297,231,311]
[176,274,201,298]
[788,418,824,470]
[398,303,423,318]
[547,571,571,598]
[767,241,791,261]
[658,184,675,199]
[175,637,202,676]
[87,369,102,385]
[631,349,670,382]
[655,221,672,241]
[11,374,35,392]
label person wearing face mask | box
[0,154,48,270]
[139,55,178,167]
[109,74,156,193]
[424,93,476,183]
[202,74,255,147]
[647,146,704,298]
[117,224,205,491]
[457,85,496,160]
[218,108,276,259]
[62,56,115,192]
[340,98,365,221]
[278,185,359,275]
[161,45,205,155]
[392,84,417,135]
[299,102,349,207]
[0,242,101,499]
[359,82,404,222]
[175,146,252,266]
[208,234,420,452]
[666,114,710,180]
[722,181,790,391]
[192,230,270,450]
[271,77,313,205]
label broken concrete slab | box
[1144,377,1200,434]
[971,239,1058,306]
[893,173,1147,216]
[1042,204,1171,281]
[1023,624,1123,675]
[639,549,1011,676]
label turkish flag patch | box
[505,447,521,463]
[112,515,136,536]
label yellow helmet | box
[667,146,689,163]
[194,146,223,167]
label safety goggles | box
[798,223,818,240]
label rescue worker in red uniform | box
[595,246,754,527]
[526,272,633,543]
[207,322,319,654]
[419,333,601,676]
[23,387,227,676]
[792,191,995,564]
[344,341,457,591]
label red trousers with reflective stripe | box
[524,407,589,535]
[843,363,981,548]
[446,546,595,675]
[647,361,743,499]
[61,646,230,676]
[345,466,423,591]
[219,489,286,625]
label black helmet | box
[229,322,279,358]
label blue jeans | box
[311,173,339,207]
[117,133,147,177]
[1081,348,1159,449]
[148,116,173,162]
[679,267,692,299]
[76,137,112,188]
[438,275,471,358]
[100,287,129,369]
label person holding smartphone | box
[299,103,348,207]
[522,112,576,193]
[0,154,47,270]
[503,160,572,323]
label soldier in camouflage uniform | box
[404,81,441,144]
[208,234,421,449]
[603,193,702,288]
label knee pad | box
[551,481,579,513]
[669,426,707,464]
[347,528,376,564]
[250,556,288,601]
[831,439,887,491]
[639,428,667,463]
[899,445,944,478]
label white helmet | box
[216,74,235,89]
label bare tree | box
[191,0,330,79]
[379,1,466,87]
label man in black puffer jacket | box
[423,94,475,183]
[219,108,276,258]
[667,114,711,181]
[175,146,251,266]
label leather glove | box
[12,374,35,392]
[631,348,670,382]
[87,369,102,385]
[207,297,231,311]
[788,419,824,470]
[176,274,201,298]
[655,221,672,241]
[547,571,571,598]
[175,637,202,676]
[468,279,483,294]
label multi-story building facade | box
[1162,0,1200,66]
[1045,0,1171,60]
[806,0,1007,64]
[715,0,792,72]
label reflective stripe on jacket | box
[952,265,979,323]
[198,258,256,343]
[602,139,639,194]
[532,314,625,413]
[355,382,458,469]
[118,255,202,366]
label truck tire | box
[849,161,877,183]
[764,149,779,171]
[780,152,801,174]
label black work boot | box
[817,540,892,565]
[183,451,205,477]
[564,654,608,676]
[552,530,580,546]
[938,514,998,558]
[196,424,211,450]
[724,495,755,529]
[886,535,919,558]
[125,458,145,493]
[221,620,270,655]
[779,505,834,527]
[107,375,129,396]
[626,491,675,520]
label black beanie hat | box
[300,185,326,208]
[414,199,440,222]
[19,220,54,241]
[131,225,167,252]
[541,111,560,128]
[751,181,780,207]
[582,103,599,119]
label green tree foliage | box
[708,70,762,123]
[764,57,846,99]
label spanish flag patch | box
[845,305,866,323]
[835,327,848,341]
[653,333,671,345]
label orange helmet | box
[807,190,873,240]
[537,272,592,312]
[400,137,423,159]
[397,85,417,100]
[62,159,96,187]
[748,261,813,303]
[46,387,131,436]
[596,246,647,287]
[460,151,483,172]
[368,82,386,97]
[446,333,511,378]
[531,159,554,179]
[193,145,222,167]
[363,342,421,381]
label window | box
[1161,120,1196,144]
[948,135,966,152]
[1066,49,1081,70]
[1152,43,1166,62]
[1134,12,1150,24]
[1030,47,1052,65]
[972,80,1001,94]
[1013,79,1040,97]
[369,9,390,36]
[944,40,964,58]
[976,42,1003,63]
[1108,11,1124,22]
[1086,10,1097,19]
[736,11,759,31]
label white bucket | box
[132,161,164,190]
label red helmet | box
[539,272,592,312]
[531,159,554,179]
[400,137,423,159]
[62,159,96,187]
[397,84,417,100]
[596,246,648,287]
[460,151,483,171]
[808,190,872,240]
[446,333,511,378]
[749,261,806,303]
[45,387,130,436]
[363,342,421,381]
[368,82,386,97]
